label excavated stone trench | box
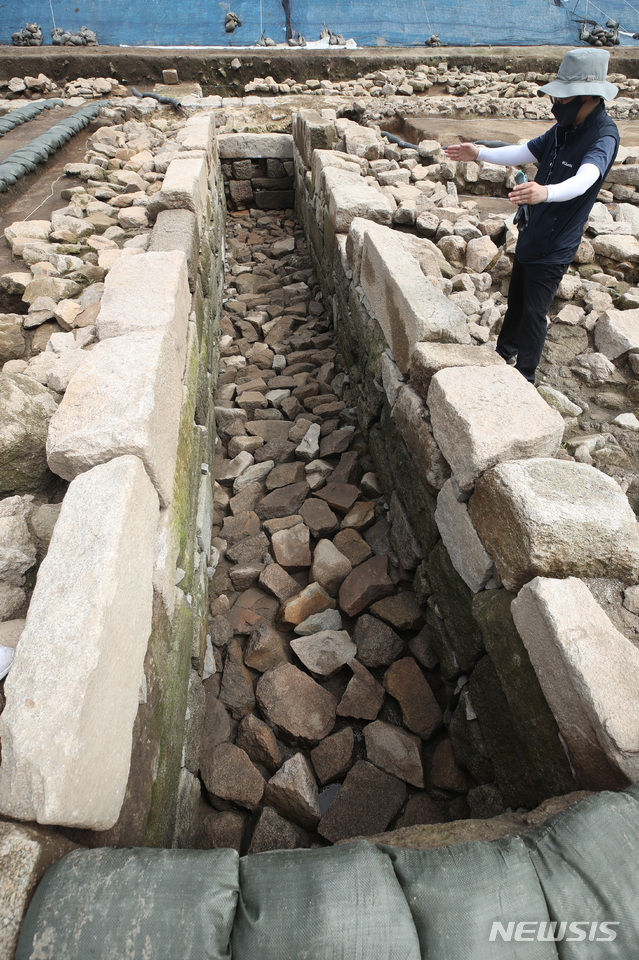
[195,199,481,855]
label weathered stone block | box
[293,111,337,168]
[0,373,57,497]
[409,342,505,399]
[96,250,190,351]
[435,479,493,593]
[0,821,76,960]
[428,366,564,492]
[512,576,639,789]
[469,459,639,590]
[324,168,393,234]
[426,541,484,674]
[149,210,199,292]
[360,224,471,373]
[159,157,208,217]
[595,307,639,359]
[218,133,294,160]
[393,385,450,494]
[0,456,159,829]
[47,330,183,508]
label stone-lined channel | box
[195,202,493,855]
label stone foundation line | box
[1,95,639,851]
[0,111,224,833]
[291,107,639,792]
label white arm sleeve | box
[544,163,601,202]
[475,144,537,165]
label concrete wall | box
[292,108,639,807]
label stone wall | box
[292,108,639,807]
[0,112,225,846]
[218,134,295,212]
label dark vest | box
[516,102,619,265]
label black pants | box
[496,257,568,383]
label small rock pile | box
[11,23,43,46]
[196,207,477,854]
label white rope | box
[23,174,65,220]
[48,0,57,32]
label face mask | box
[551,96,584,129]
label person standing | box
[445,48,620,384]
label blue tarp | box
[1,0,639,47]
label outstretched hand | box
[444,142,479,162]
[508,182,548,205]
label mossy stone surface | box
[426,541,483,673]
[472,589,577,799]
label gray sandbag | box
[231,841,421,960]
[385,835,558,960]
[523,788,639,959]
[15,847,239,960]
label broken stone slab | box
[317,759,407,843]
[263,752,321,830]
[337,659,385,721]
[158,156,208,217]
[259,562,300,602]
[219,638,256,719]
[0,373,58,496]
[595,307,639,359]
[46,331,183,508]
[310,538,352,595]
[290,630,357,677]
[149,209,199,292]
[353,613,404,668]
[248,807,301,854]
[96,250,190,352]
[383,657,443,740]
[294,608,343,635]
[435,478,493,593]
[243,620,290,673]
[512,576,639,789]
[359,222,471,373]
[0,821,76,960]
[256,662,337,744]
[201,741,265,810]
[369,593,424,632]
[409,342,505,399]
[469,459,639,591]
[236,713,282,773]
[278,582,336,629]
[310,727,354,785]
[271,523,312,571]
[300,499,340,538]
[338,555,395,618]
[364,719,424,787]
[0,456,159,829]
[255,481,310,521]
[428,366,564,492]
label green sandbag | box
[15,847,239,960]
[524,788,639,960]
[385,835,558,960]
[231,841,421,960]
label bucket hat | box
[537,48,618,100]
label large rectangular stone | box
[46,330,183,507]
[410,342,505,399]
[159,156,208,217]
[148,211,199,292]
[428,366,564,491]
[324,167,393,235]
[292,111,337,168]
[393,385,450,493]
[312,149,366,194]
[512,576,639,789]
[469,458,639,590]
[0,456,159,829]
[217,133,294,160]
[176,114,214,164]
[360,224,471,374]
[96,249,190,348]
